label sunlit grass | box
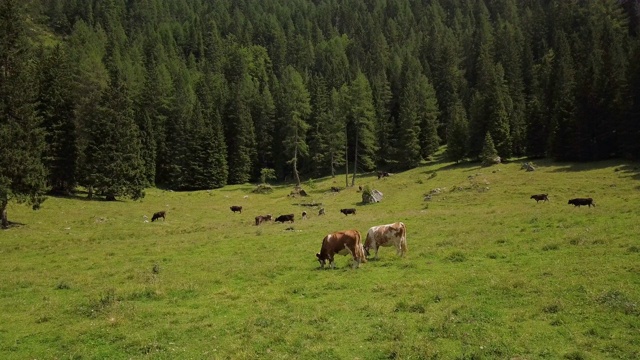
[1,159,639,359]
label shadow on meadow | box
[48,190,125,202]
[549,159,633,173]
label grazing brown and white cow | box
[316,230,367,269]
[340,208,356,216]
[364,222,407,260]
[568,198,595,207]
[530,194,549,203]
[255,214,272,226]
[151,211,166,222]
[230,205,243,213]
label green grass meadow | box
[2,159,640,359]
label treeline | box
[2,0,640,218]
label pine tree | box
[280,66,311,187]
[0,0,48,228]
[37,45,77,194]
[480,132,499,166]
[446,98,469,163]
[328,87,347,178]
[346,72,377,186]
[417,74,441,160]
[79,75,145,200]
[226,78,256,184]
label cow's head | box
[316,253,326,267]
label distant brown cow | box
[331,186,341,192]
[316,229,367,269]
[340,208,356,216]
[318,208,325,216]
[530,194,549,203]
[230,205,243,213]
[568,198,595,207]
[275,214,295,223]
[377,171,390,179]
[151,211,166,222]
[255,214,272,226]
[302,211,308,219]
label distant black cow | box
[331,186,341,192]
[275,214,295,223]
[230,205,243,213]
[530,194,549,203]
[302,211,308,219]
[377,171,390,179]
[568,198,595,207]
[340,208,356,216]
[255,214,272,226]
[151,211,166,222]
[318,208,325,216]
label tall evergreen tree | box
[416,74,441,160]
[280,66,311,186]
[446,97,469,163]
[0,0,48,228]
[37,45,77,193]
[346,71,377,186]
[79,75,145,200]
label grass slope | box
[1,159,639,359]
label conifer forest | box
[2,0,640,219]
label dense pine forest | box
[2,0,640,224]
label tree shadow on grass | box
[2,220,26,229]
[549,160,635,173]
[48,191,125,202]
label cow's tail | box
[355,230,367,264]
[399,222,408,256]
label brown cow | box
[151,211,166,222]
[255,214,272,226]
[377,171,390,179]
[318,208,325,216]
[530,194,549,203]
[316,230,367,269]
[340,208,356,216]
[302,211,308,219]
[230,206,243,213]
[364,222,407,260]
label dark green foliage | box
[480,132,499,166]
[3,0,640,196]
[37,45,77,193]
[0,0,48,228]
[78,76,145,200]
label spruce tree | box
[0,0,48,228]
[446,98,469,163]
[37,45,77,193]
[280,66,311,187]
[79,75,145,200]
[480,132,499,166]
[417,74,441,160]
[346,72,377,186]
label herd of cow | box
[530,194,596,207]
[148,192,595,269]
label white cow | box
[364,222,407,259]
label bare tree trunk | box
[330,152,335,178]
[1,199,8,229]
[351,128,358,187]
[293,145,301,187]
[344,144,349,188]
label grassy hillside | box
[1,158,639,359]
